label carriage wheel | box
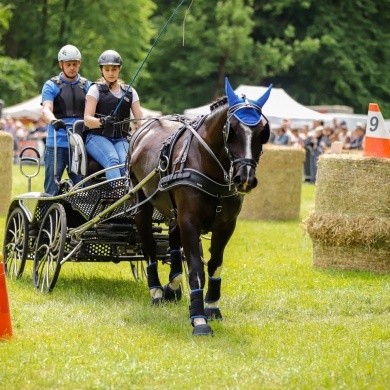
[3,207,29,278]
[33,203,67,293]
[130,260,147,281]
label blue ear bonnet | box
[225,77,272,126]
[231,97,263,126]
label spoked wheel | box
[33,203,67,293]
[130,260,147,281]
[3,207,29,278]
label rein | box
[179,117,231,183]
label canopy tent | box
[2,95,162,121]
[2,95,43,121]
[184,85,329,125]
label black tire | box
[33,203,67,293]
[3,207,29,278]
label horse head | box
[224,77,272,193]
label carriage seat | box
[68,120,104,178]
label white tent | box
[184,85,329,125]
[2,95,161,121]
[2,95,43,121]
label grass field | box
[1,165,389,389]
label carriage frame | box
[2,121,179,293]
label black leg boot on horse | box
[162,221,183,301]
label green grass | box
[1,166,389,390]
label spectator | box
[31,118,48,144]
[41,44,91,195]
[3,115,17,161]
[31,118,48,160]
[345,122,366,150]
[84,50,144,180]
[324,125,337,143]
[15,120,29,141]
[337,122,351,149]
[273,127,290,145]
[289,127,304,148]
[305,126,331,183]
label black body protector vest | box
[51,76,88,119]
[89,83,133,138]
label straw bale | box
[314,154,390,217]
[302,153,390,273]
[239,144,305,220]
[303,211,390,247]
[0,131,13,213]
[313,244,390,274]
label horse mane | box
[207,96,228,121]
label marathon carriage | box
[2,119,174,293]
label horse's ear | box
[225,77,241,107]
[256,84,273,108]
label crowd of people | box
[0,115,48,162]
[270,117,367,183]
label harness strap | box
[158,168,235,198]
[182,121,230,182]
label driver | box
[41,44,91,195]
[83,50,144,180]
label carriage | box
[2,120,173,293]
[2,78,272,335]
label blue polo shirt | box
[41,73,91,148]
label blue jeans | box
[85,134,129,180]
[44,146,80,195]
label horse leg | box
[179,219,212,336]
[204,220,237,321]
[163,220,183,301]
[134,201,163,304]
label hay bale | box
[0,131,13,214]
[302,153,390,273]
[239,144,305,220]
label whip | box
[113,0,189,116]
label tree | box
[0,2,37,106]
[1,0,156,104]
[252,0,390,116]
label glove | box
[99,116,116,127]
[51,119,66,130]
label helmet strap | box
[60,63,77,81]
[101,71,117,90]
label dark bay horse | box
[129,78,272,336]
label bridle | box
[223,98,269,185]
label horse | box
[129,77,272,336]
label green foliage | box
[1,0,155,104]
[2,0,390,116]
[0,57,37,105]
[0,3,12,36]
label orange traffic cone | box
[0,252,13,339]
[363,103,390,158]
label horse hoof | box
[151,297,163,306]
[163,284,182,302]
[192,324,214,336]
[205,307,223,321]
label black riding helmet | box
[98,50,122,67]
